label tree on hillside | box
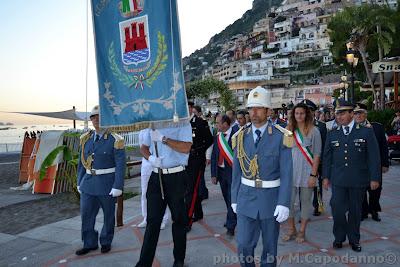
[185,78,237,111]
[328,4,397,110]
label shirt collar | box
[342,120,355,133]
[224,127,232,137]
[252,121,269,137]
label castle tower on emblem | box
[119,15,151,65]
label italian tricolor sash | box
[293,129,313,166]
[217,133,233,167]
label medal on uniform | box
[268,126,272,135]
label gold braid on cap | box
[236,128,260,180]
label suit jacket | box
[231,124,293,220]
[211,127,238,180]
[371,122,389,170]
[77,132,126,196]
[322,123,380,188]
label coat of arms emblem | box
[119,15,151,65]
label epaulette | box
[274,124,294,148]
[111,133,125,150]
[232,124,250,149]
[79,131,92,146]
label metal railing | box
[120,132,140,147]
[0,143,23,153]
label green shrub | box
[368,109,396,132]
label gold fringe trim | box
[103,118,190,133]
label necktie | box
[255,129,262,147]
[344,126,350,135]
[95,134,100,142]
[218,134,226,166]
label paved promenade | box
[1,162,399,267]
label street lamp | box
[346,42,359,104]
[339,75,349,100]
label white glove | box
[150,130,164,142]
[77,186,81,194]
[148,155,164,168]
[109,188,123,197]
[231,203,237,214]
[274,205,289,223]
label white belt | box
[86,167,116,175]
[153,166,185,174]
[241,177,280,188]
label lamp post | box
[339,75,349,100]
[346,42,359,104]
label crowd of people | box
[75,87,395,267]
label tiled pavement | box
[1,162,399,267]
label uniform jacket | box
[322,124,380,188]
[189,115,213,159]
[231,123,293,220]
[210,127,238,180]
[77,131,126,196]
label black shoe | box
[186,225,192,233]
[350,243,362,252]
[75,246,98,256]
[226,229,235,237]
[101,245,111,253]
[223,223,227,227]
[333,241,342,249]
[371,211,381,222]
[192,216,203,222]
[313,208,321,216]
[361,213,368,221]
[172,261,184,267]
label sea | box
[0,124,87,153]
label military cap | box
[334,98,355,113]
[301,99,318,111]
[354,103,368,113]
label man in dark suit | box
[301,99,327,216]
[186,102,213,231]
[323,99,381,252]
[211,114,238,237]
[354,103,389,222]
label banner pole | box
[151,124,165,200]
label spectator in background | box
[236,110,247,127]
[391,110,400,135]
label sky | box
[0,0,253,125]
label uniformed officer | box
[76,105,126,255]
[301,99,327,216]
[354,103,389,222]
[135,123,192,267]
[231,86,293,267]
[322,99,381,252]
[186,102,213,230]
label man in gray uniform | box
[231,86,293,267]
[322,99,380,252]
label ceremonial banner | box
[91,0,189,130]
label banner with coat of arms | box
[91,0,189,130]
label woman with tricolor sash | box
[282,103,322,243]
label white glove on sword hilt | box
[150,129,164,143]
[274,205,289,223]
[148,155,164,168]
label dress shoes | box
[101,245,111,253]
[172,261,184,267]
[332,241,342,249]
[371,211,381,222]
[350,243,362,252]
[226,229,235,237]
[75,246,98,256]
